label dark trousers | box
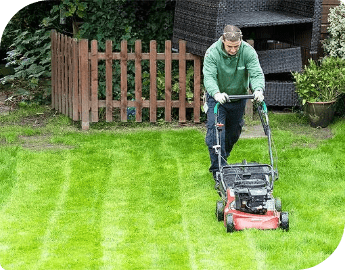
[205,94,246,173]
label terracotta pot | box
[306,101,336,128]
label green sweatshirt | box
[203,38,265,97]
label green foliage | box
[51,0,87,19]
[1,0,87,105]
[78,0,176,120]
[0,1,56,52]
[143,65,196,102]
[0,65,14,77]
[1,18,55,104]
[292,57,345,104]
[4,78,52,106]
[1,0,177,113]
[79,0,175,52]
[323,3,345,59]
[173,65,196,102]
[50,0,87,37]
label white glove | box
[214,92,227,104]
[253,89,264,103]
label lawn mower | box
[213,94,289,233]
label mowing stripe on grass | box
[244,230,267,270]
[0,150,69,269]
[100,131,203,269]
[100,150,130,269]
[37,151,72,268]
[176,155,197,270]
[160,130,260,270]
[47,143,111,269]
[0,147,19,207]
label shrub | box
[0,15,59,105]
[292,57,345,104]
[323,3,345,58]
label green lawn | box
[0,107,344,269]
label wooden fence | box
[50,30,202,130]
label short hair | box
[222,25,243,41]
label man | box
[203,25,265,185]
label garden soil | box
[0,92,10,115]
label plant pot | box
[306,101,336,128]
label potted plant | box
[292,57,345,128]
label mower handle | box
[226,94,255,101]
[214,94,257,114]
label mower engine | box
[234,185,269,214]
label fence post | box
[91,40,99,122]
[135,40,142,122]
[165,40,172,122]
[179,40,186,123]
[121,40,128,122]
[150,40,157,123]
[79,39,89,130]
[106,40,113,122]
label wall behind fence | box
[51,30,203,130]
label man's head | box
[222,25,242,56]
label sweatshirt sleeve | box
[203,51,220,97]
[246,49,265,92]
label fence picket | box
[72,38,79,121]
[150,40,157,123]
[50,30,57,110]
[105,40,113,122]
[179,40,186,123]
[91,40,99,122]
[57,33,62,113]
[64,35,69,116]
[121,40,128,122]
[51,31,203,130]
[165,40,172,122]
[135,40,142,122]
[68,36,73,119]
[79,39,89,130]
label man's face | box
[222,39,242,56]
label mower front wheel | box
[226,214,235,233]
[216,201,224,222]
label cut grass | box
[0,107,344,269]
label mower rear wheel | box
[280,212,289,231]
[216,201,224,222]
[226,214,235,233]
